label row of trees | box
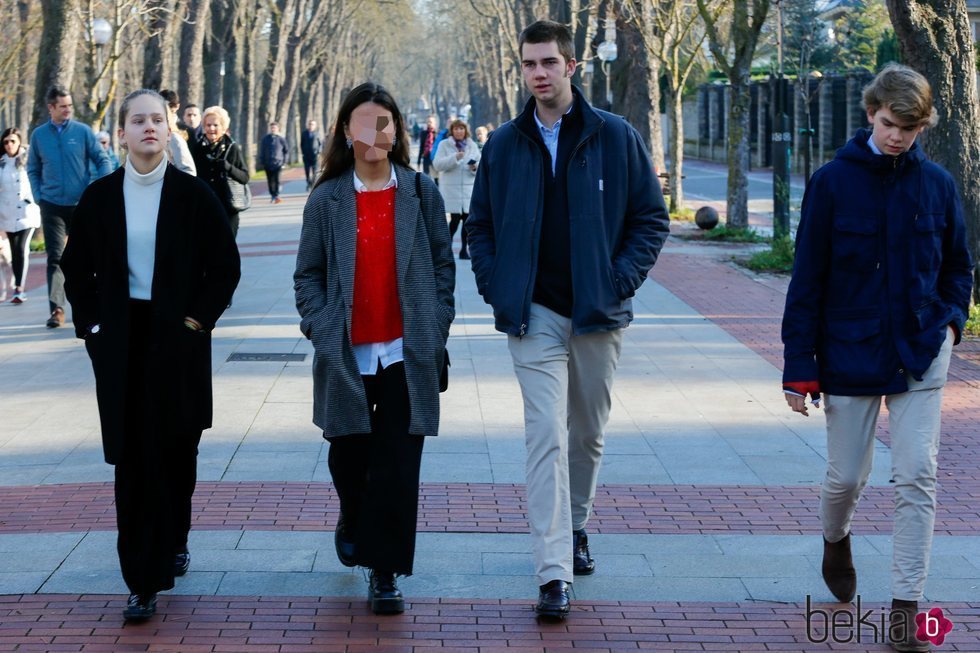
[0,0,977,297]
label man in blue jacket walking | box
[258,121,289,204]
[466,19,669,620]
[782,64,972,652]
[27,86,111,328]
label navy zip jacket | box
[782,129,973,396]
[466,87,669,336]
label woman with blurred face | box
[62,90,240,624]
[0,128,41,303]
[294,82,455,615]
[191,105,249,237]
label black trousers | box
[266,167,282,198]
[6,227,34,287]
[115,300,202,595]
[303,157,317,185]
[449,213,468,254]
[39,201,73,313]
[327,362,425,575]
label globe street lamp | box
[596,18,617,111]
[91,19,113,130]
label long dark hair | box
[0,127,26,167]
[316,83,410,186]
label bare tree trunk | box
[16,0,33,133]
[698,0,769,228]
[726,78,751,227]
[619,18,664,173]
[142,0,176,89]
[33,0,79,127]
[178,0,210,106]
[886,0,980,302]
[668,85,685,211]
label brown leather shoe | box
[822,533,857,602]
[46,308,65,329]
[889,599,931,652]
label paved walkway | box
[0,176,978,651]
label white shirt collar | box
[352,162,398,193]
[867,133,884,156]
[534,102,574,133]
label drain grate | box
[227,353,307,362]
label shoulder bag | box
[223,144,252,211]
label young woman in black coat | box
[191,105,249,237]
[61,89,240,622]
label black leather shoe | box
[334,514,356,567]
[889,599,931,652]
[123,593,157,621]
[822,533,857,602]
[535,579,571,620]
[573,529,595,575]
[174,551,190,576]
[368,570,405,614]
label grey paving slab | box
[191,549,315,572]
[0,572,51,594]
[237,531,327,550]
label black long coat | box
[62,165,241,464]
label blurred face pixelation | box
[204,114,226,143]
[183,106,201,129]
[47,95,73,124]
[3,133,20,157]
[346,102,396,163]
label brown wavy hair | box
[316,82,410,186]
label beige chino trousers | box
[508,303,623,586]
[821,329,953,601]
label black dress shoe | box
[573,529,595,575]
[123,593,157,621]
[822,533,857,602]
[535,579,571,619]
[174,551,190,576]
[368,570,405,614]
[334,514,356,567]
[889,599,931,652]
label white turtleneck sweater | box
[123,155,167,299]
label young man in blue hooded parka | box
[781,64,973,653]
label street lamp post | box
[91,18,113,130]
[596,18,617,111]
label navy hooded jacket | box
[782,129,973,396]
[465,87,670,337]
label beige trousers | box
[508,303,623,585]
[821,330,953,601]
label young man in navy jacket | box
[466,20,669,620]
[782,64,972,652]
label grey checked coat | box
[294,164,455,438]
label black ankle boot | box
[368,570,405,614]
[822,533,857,602]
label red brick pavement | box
[1,594,977,652]
[2,480,979,537]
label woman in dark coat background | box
[294,83,455,615]
[62,89,240,622]
[191,105,249,237]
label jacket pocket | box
[913,213,945,271]
[820,316,889,386]
[832,214,878,273]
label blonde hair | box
[202,105,231,132]
[862,63,938,128]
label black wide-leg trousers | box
[326,361,425,576]
[114,300,202,595]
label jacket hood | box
[836,128,926,173]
